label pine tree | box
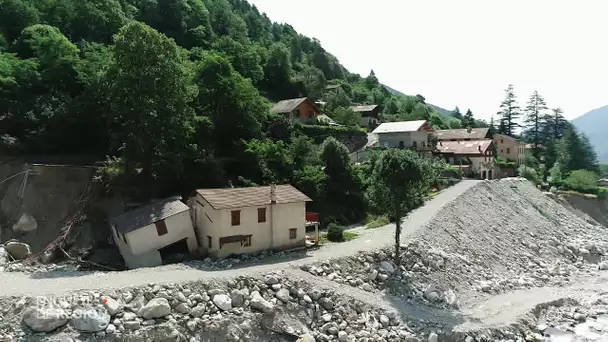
[451,106,462,120]
[556,125,600,175]
[547,107,568,139]
[523,90,548,156]
[497,84,521,136]
[488,115,497,136]
[463,109,474,128]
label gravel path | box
[0,180,480,297]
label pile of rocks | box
[0,271,433,342]
[302,179,608,303]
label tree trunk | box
[394,216,402,266]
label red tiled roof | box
[436,139,493,155]
[195,185,311,210]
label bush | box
[563,169,599,194]
[295,124,366,144]
[495,157,517,169]
[326,223,345,242]
[518,166,540,185]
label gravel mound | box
[303,178,608,304]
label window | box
[122,234,128,245]
[421,142,426,147]
[501,149,504,153]
[155,220,168,236]
[289,228,297,239]
[257,208,266,223]
[412,141,417,148]
[243,235,251,247]
[231,210,241,226]
[506,148,510,154]
[398,141,404,148]
[501,139,504,143]
[207,236,212,248]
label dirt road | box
[0,180,480,297]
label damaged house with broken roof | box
[109,184,316,268]
[109,196,197,269]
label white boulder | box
[22,307,68,332]
[141,298,171,319]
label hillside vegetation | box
[0,0,458,226]
[572,105,608,163]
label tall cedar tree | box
[497,84,521,136]
[463,109,474,128]
[523,90,548,156]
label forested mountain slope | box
[0,0,468,224]
[572,105,608,162]
[383,84,452,117]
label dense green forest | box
[0,0,461,225]
[493,84,604,195]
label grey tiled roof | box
[194,185,311,210]
[110,197,189,234]
[270,98,308,114]
[372,120,430,134]
[435,128,490,140]
[349,105,378,112]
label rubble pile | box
[0,272,439,342]
[303,179,608,301]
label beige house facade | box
[110,197,197,269]
[493,134,524,165]
[190,185,311,259]
[372,120,435,151]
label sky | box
[248,0,607,121]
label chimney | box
[439,141,442,146]
[477,145,481,152]
[270,184,277,204]
[467,126,472,133]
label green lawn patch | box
[366,215,389,229]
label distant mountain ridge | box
[572,105,608,162]
[382,84,452,117]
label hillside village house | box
[435,127,491,141]
[371,120,435,152]
[109,196,196,269]
[189,184,312,259]
[493,134,525,165]
[349,105,380,129]
[436,139,496,179]
[270,97,320,123]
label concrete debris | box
[11,212,38,234]
[3,241,32,260]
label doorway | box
[482,170,487,179]
[159,238,191,264]
[488,170,493,180]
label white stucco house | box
[371,120,435,151]
[109,196,197,269]
[189,184,312,259]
